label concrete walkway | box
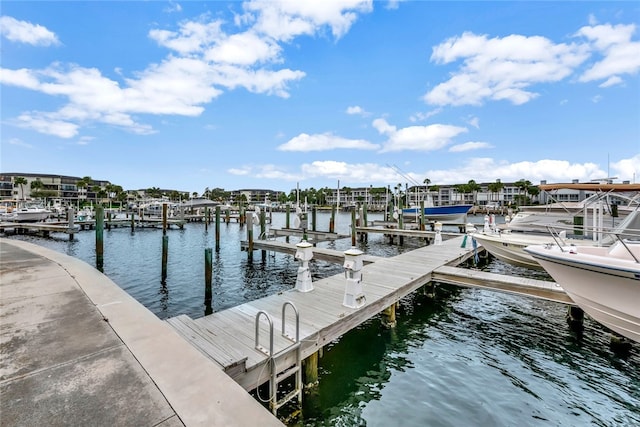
[0,238,283,427]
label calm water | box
[4,211,639,426]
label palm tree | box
[14,177,27,200]
[30,179,44,199]
[487,181,504,205]
[466,179,481,205]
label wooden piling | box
[381,304,396,328]
[205,207,209,232]
[215,206,221,252]
[67,207,75,241]
[311,207,317,232]
[329,205,335,233]
[205,248,213,315]
[420,200,425,231]
[130,212,135,232]
[351,208,356,247]
[247,213,253,260]
[303,351,319,388]
[95,206,104,271]
[161,235,169,283]
[162,203,168,235]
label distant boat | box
[525,238,640,343]
[2,202,52,222]
[402,193,472,224]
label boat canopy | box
[538,183,640,192]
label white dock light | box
[343,247,365,308]
[294,240,314,292]
[434,221,443,245]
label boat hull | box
[525,244,640,342]
[402,204,472,224]
[3,210,51,222]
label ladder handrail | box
[254,310,274,357]
[281,301,300,342]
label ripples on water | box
[4,212,638,426]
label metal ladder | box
[255,301,302,416]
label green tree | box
[14,176,27,200]
[466,179,481,205]
[487,181,504,205]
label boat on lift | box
[2,201,52,222]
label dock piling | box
[161,235,169,283]
[205,248,213,315]
[95,206,104,271]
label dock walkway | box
[167,236,476,391]
[0,238,283,427]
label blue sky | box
[1,1,639,194]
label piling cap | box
[344,246,364,257]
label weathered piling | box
[95,206,104,271]
[329,205,335,233]
[420,200,425,231]
[303,351,319,388]
[215,206,221,252]
[162,203,168,235]
[67,207,75,241]
[247,213,254,260]
[130,212,135,232]
[311,207,317,232]
[161,235,169,283]
[205,248,213,315]
[285,204,291,243]
[205,207,209,232]
[351,208,356,247]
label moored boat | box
[2,203,52,222]
[524,238,640,343]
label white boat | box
[473,209,640,270]
[3,202,52,222]
[524,239,640,343]
[506,183,639,233]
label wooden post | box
[204,207,209,232]
[67,207,75,241]
[351,208,356,247]
[204,248,213,315]
[286,204,290,228]
[162,203,168,235]
[130,212,135,232]
[420,200,425,231]
[303,351,319,388]
[161,235,168,283]
[362,203,368,242]
[285,204,290,244]
[260,210,266,259]
[225,208,230,224]
[329,204,335,233]
[311,207,317,232]
[215,206,221,252]
[95,206,104,271]
[382,304,396,328]
[106,211,112,230]
[247,213,253,260]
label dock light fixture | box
[434,221,443,245]
[343,247,366,308]
[294,240,314,292]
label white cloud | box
[373,118,467,152]
[164,1,182,13]
[0,16,60,46]
[7,138,33,148]
[576,23,640,85]
[449,141,491,152]
[243,0,373,42]
[425,31,590,106]
[15,113,79,138]
[467,116,479,128]
[346,105,368,116]
[409,108,442,122]
[599,76,623,87]
[236,155,639,187]
[278,132,378,151]
[611,154,640,182]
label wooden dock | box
[240,239,383,264]
[167,236,477,392]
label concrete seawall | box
[0,238,283,427]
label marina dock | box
[167,236,478,394]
